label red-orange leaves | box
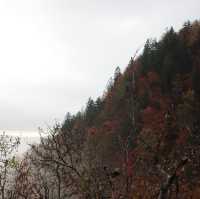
[147,71,160,85]
[87,126,98,136]
[176,127,190,145]
[103,120,120,134]
[142,106,165,132]
[137,76,149,97]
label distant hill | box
[11,20,200,199]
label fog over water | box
[0,130,40,155]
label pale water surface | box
[0,130,40,156]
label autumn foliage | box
[9,20,200,199]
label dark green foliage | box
[85,97,104,126]
[114,66,122,83]
[140,27,193,92]
[62,112,76,131]
[192,66,200,97]
[140,39,159,74]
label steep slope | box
[74,20,200,198]
[11,20,200,199]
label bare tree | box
[0,132,20,199]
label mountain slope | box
[11,20,200,199]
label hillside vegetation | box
[7,20,200,199]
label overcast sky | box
[0,0,199,133]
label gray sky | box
[0,0,199,132]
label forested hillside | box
[7,20,200,199]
